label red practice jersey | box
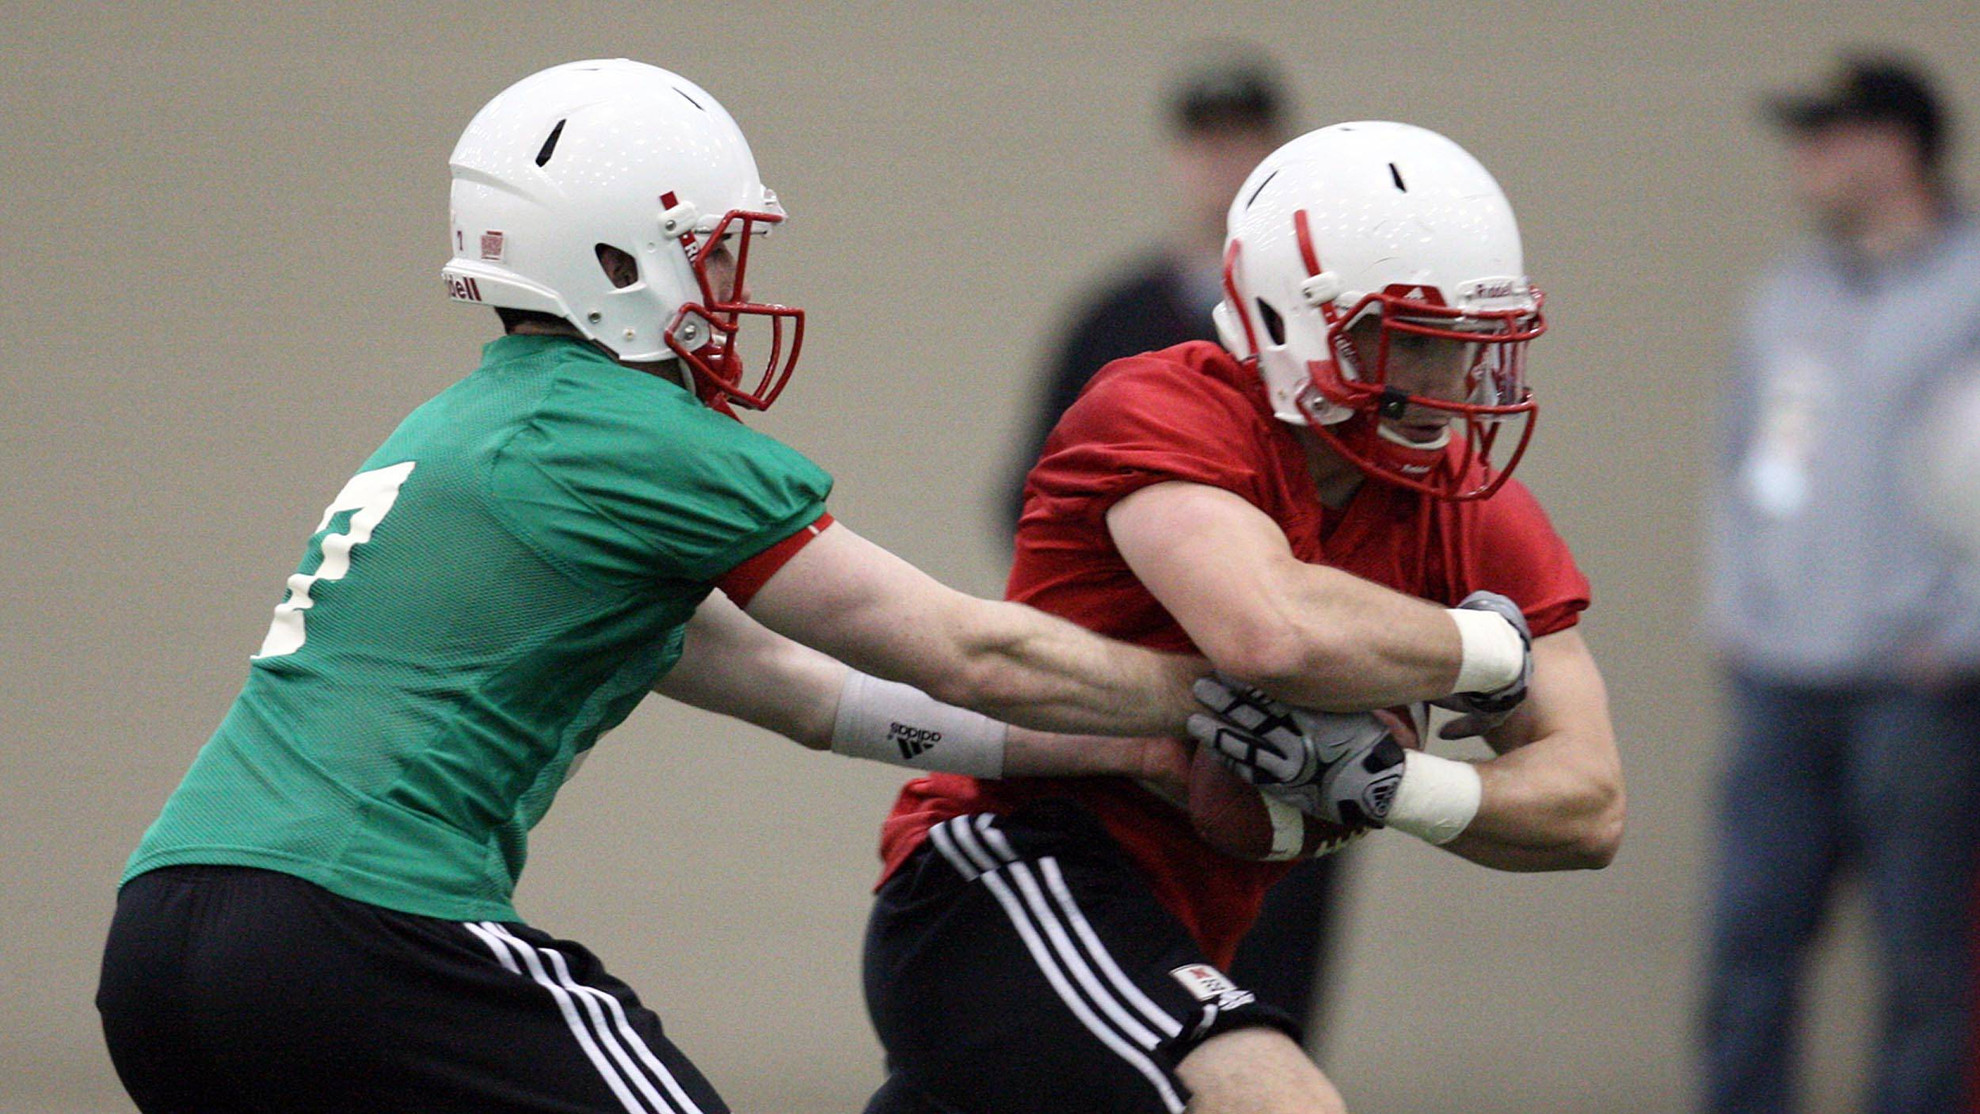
[878,341,1591,967]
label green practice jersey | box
[125,335,832,920]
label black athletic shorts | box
[97,865,727,1114]
[861,800,1300,1114]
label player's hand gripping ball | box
[1184,677,1422,861]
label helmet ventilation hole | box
[535,119,567,167]
[1389,163,1407,192]
[595,244,639,288]
[675,87,704,111]
[1256,299,1287,346]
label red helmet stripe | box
[1220,240,1260,356]
[1293,209,1322,277]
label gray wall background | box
[7,3,1979,1111]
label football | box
[1187,704,1424,861]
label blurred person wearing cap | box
[1701,50,1980,1114]
[996,50,1354,1046]
[999,50,1290,533]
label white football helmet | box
[444,59,801,411]
[1213,122,1544,500]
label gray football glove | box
[1186,675,1406,829]
[1433,590,1532,739]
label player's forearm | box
[823,671,1191,781]
[1438,733,1625,871]
[1109,485,1515,712]
[920,598,1203,737]
[744,524,1202,738]
[1215,567,1498,712]
[1003,727,1190,787]
[654,594,845,748]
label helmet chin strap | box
[676,349,742,419]
[1337,411,1449,481]
[1375,420,1451,452]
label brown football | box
[1187,704,1423,861]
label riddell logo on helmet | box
[445,274,483,302]
[1462,278,1523,301]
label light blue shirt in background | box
[1708,214,1980,682]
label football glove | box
[1187,675,1406,829]
[1434,590,1531,739]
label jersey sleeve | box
[491,375,834,589]
[1465,479,1591,638]
[1025,352,1274,523]
[715,512,834,607]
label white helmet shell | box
[444,59,782,367]
[1214,121,1536,426]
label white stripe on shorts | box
[464,922,704,1114]
[976,817,1182,1039]
[929,816,1187,1114]
[928,816,994,879]
[1038,856,1184,1040]
[953,818,1168,1049]
[486,924,707,1114]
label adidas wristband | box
[829,671,1008,779]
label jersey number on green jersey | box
[254,461,417,659]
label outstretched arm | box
[740,520,1204,737]
[655,590,1189,786]
[652,589,843,748]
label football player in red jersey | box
[859,122,1624,1114]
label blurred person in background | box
[1702,49,1980,1114]
[1002,47,1289,532]
[999,44,1353,1043]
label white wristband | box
[1448,607,1523,694]
[1385,750,1482,845]
[829,671,1008,779]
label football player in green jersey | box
[93,59,1201,1114]
[97,59,1529,1114]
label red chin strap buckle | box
[669,303,804,414]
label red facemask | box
[663,208,805,415]
[1302,287,1544,501]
